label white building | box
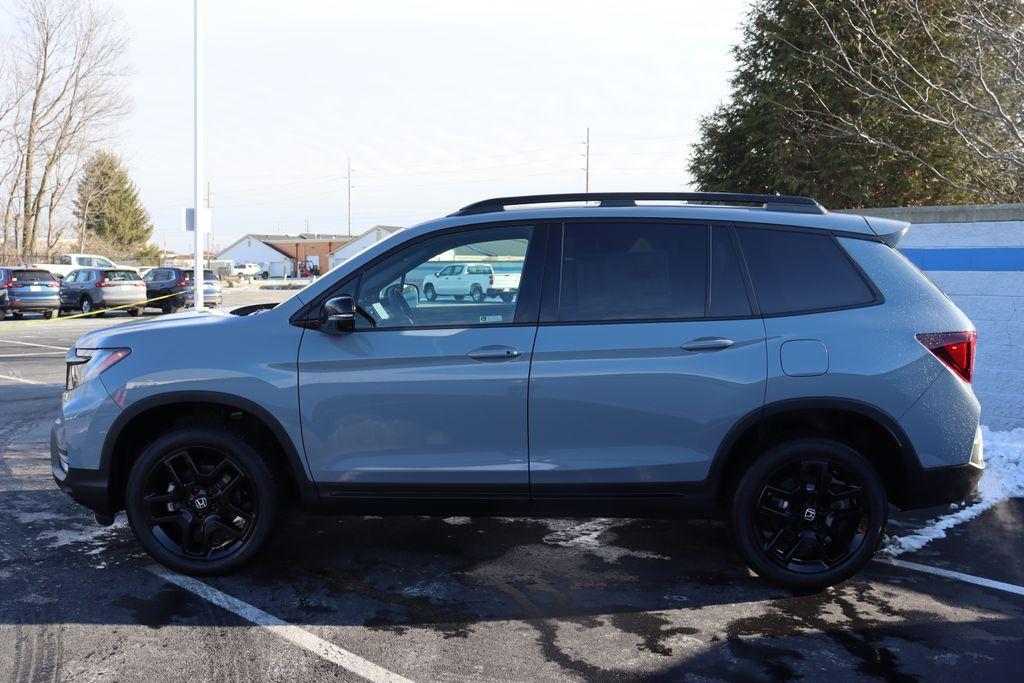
[328,226,404,269]
[215,234,297,277]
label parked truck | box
[23,254,129,280]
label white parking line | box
[146,565,413,683]
[880,557,1024,598]
[0,352,65,358]
[0,339,70,351]
[0,373,43,385]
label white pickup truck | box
[23,253,127,280]
[422,262,521,303]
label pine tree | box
[688,0,982,208]
[74,151,153,253]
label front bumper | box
[52,426,114,515]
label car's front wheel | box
[125,426,280,575]
[731,438,887,591]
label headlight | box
[65,348,131,392]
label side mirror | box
[321,296,356,334]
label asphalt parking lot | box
[1,289,1023,681]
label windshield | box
[183,270,219,281]
[11,270,56,283]
[104,270,142,281]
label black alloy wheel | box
[126,426,279,574]
[731,438,886,590]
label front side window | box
[59,256,72,266]
[558,222,707,322]
[736,227,876,315]
[355,226,532,330]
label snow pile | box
[884,426,1024,556]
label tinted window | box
[11,270,54,283]
[183,270,218,281]
[709,227,751,317]
[356,226,532,330]
[558,222,706,322]
[736,227,876,314]
[95,258,114,267]
[466,265,491,274]
[105,270,141,281]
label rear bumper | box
[2,298,60,311]
[899,425,985,510]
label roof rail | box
[450,192,827,217]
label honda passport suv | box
[51,192,983,590]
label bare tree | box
[4,0,128,258]
[795,0,1024,203]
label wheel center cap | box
[803,507,817,522]
[193,495,209,511]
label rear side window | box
[709,228,751,317]
[183,270,218,281]
[736,227,876,315]
[559,222,706,322]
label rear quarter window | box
[736,227,877,315]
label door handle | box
[681,337,734,352]
[467,345,521,361]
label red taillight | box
[917,331,976,383]
[176,279,188,286]
[489,275,494,286]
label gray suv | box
[59,268,147,317]
[51,193,983,590]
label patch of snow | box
[542,518,667,563]
[442,516,472,525]
[37,516,127,551]
[884,426,1024,556]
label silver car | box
[59,268,147,317]
[51,192,982,590]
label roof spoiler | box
[862,215,910,247]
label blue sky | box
[37,1,750,252]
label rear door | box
[528,220,767,495]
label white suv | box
[422,262,520,303]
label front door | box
[529,221,767,495]
[297,223,545,498]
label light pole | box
[192,0,205,310]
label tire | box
[80,297,97,316]
[453,295,465,301]
[161,302,183,315]
[470,285,485,303]
[43,310,54,320]
[11,312,23,320]
[424,284,436,302]
[260,271,269,280]
[124,425,280,575]
[500,293,514,303]
[128,307,142,317]
[730,438,887,591]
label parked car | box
[143,268,223,313]
[51,192,982,590]
[422,262,521,303]
[0,267,60,319]
[24,254,127,280]
[59,268,147,317]
[232,262,262,278]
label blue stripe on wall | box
[899,247,1024,271]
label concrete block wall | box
[854,205,1024,431]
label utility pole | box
[346,156,352,236]
[192,0,205,310]
[583,127,590,192]
[205,181,213,258]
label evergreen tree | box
[689,0,982,208]
[74,151,153,253]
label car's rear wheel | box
[43,310,54,319]
[731,438,886,591]
[500,293,514,303]
[80,297,101,316]
[125,426,280,575]
[11,311,23,320]
[470,285,485,303]
[424,284,436,301]
[128,307,142,317]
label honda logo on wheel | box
[194,496,208,510]
[803,507,816,522]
